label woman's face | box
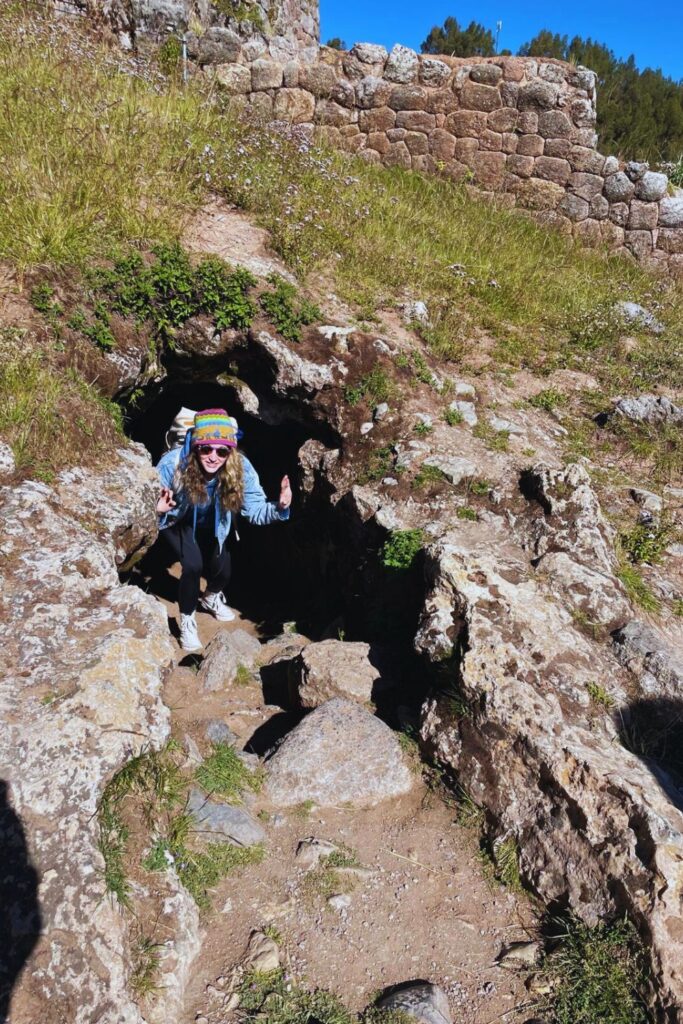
[196,445,229,476]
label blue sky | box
[320,0,683,81]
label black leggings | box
[160,522,231,615]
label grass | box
[541,917,648,1024]
[194,741,263,803]
[129,933,163,999]
[238,969,356,1024]
[616,562,661,613]
[345,366,396,407]
[259,273,321,342]
[177,841,264,909]
[528,388,568,413]
[293,799,316,818]
[234,663,257,687]
[444,407,464,425]
[586,681,616,711]
[379,529,424,571]
[457,506,478,521]
[412,463,450,489]
[301,850,359,905]
[492,836,523,892]
[0,342,124,481]
[618,517,678,565]
[473,421,510,452]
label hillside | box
[1,8,683,1024]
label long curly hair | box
[178,448,244,513]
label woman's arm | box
[240,456,291,526]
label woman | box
[156,408,291,651]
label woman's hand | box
[157,487,176,514]
[278,475,292,510]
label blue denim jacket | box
[156,447,289,551]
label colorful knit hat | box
[191,409,239,449]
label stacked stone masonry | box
[210,42,683,275]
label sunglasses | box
[197,445,230,458]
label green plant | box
[302,849,359,905]
[130,933,163,998]
[234,663,256,687]
[413,420,433,436]
[412,463,449,489]
[473,421,509,452]
[528,388,568,413]
[673,599,683,617]
[586,681,615,711]
[260,274,321,342]
[177,842,264,909]
[616,562,661,613]
[194,741,263,802]
[380,529,424,570]
[345,366,396,407]
[619,517,676,565]
[444,407,464,426]
[457,506,478,521]
[540,917,648,1024]
[397,728,422,773]
[454,785,484,830]
[157,35,182,76]
[360,444,396,483]
[213,0,265,28]
[469,478,492,497]
[492,837,522,891]
[293,798,315,818]
[238,969,356,1024]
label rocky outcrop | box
[292,638,382,707]
[0,447,181,1024]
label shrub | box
[259,274,321,342]
[619,518,677,565]
[345,365,396,407]
[380,529,424,570]
[528,388,568,413]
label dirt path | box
[148,579,536,1024]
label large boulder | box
[265,698,415,807]
[0,450,180,1024]
[198,629,262,692]
[292,639,383,708]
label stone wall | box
[215,42,683,275]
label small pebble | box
[360,421,374,435]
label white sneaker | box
[199,590,236,622]
[179,613,202,652]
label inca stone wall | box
[211,42,683,275]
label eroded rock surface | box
[293,639,383,708]
[0,447,181,1024]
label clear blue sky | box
[320,0,683,82]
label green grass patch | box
[345,365,396,407]
[359,444,396,483]
[194,741,263,802]
[412,463,450,489]
[586,681,615,711]
[473,421,510,452]
[528,388,568,413]
[456,506,478,521]
[616,562,661,613]
[619,517,677,565]
[541,917,648,1024]
[259,274,321,342]
[0,343,124,481]
[380,529,424,570]
[238,969,356,1024]
[444,406,464,425]
[177,841,264,909]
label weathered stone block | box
[479,129,503,152]
[189,27,242,65]
[366,131,390,155]
[251,59,283,91]
[502,59,526,82]
[385,44,419,84]
[507,154,535,178]
[500,82,519,106]
[425,87,458,114]
[396,110,436,132]
[428,129,456,161]
[470,63,503,85]
[358,148,381,165]
[628,200,659,230]
[467,151,506,188]
[534,156,571,185]
[445,110,488,137]
[573,218,602,246]
[511,177,564,210]
[419,57,451,86]
[273,88,315,123]
[532,209,572,233]
[538,110,574,139]
[569,146,605,174]
[568,171,604,200]
[657,228,683,254]
[501,133,518,153]
[569,67,597,93]
[384,141,412,168]
[359,106,395,132]
[386,127,406,142]
[517,111,538,133]
[609,203,629,226]
[412,153,437,173]
[315,99,356,126]
[329,78,356,108]
[601,220,625,248]
[298,64,338,96]
[488,107,519,132]
[517,134,544,157]
[569,98,596,126]
[518,79,560,110]
[625,160,648,181]
[214,63,251,94]
[574,128,599,148]
[461,81,502,112]
[342,53,370,81]
[659,197,683,227]
[624,229,655,258]
[539,62,567,84]
[355,76,392,109]
[603,155,619,175]
[635,171,668,202]
[351,42,388,65]
[388,84,428,111]
[283,60,299,88]
[603,172,635,203]
[558,193,589,221]
[589,195,609,220]
[405,131,429,155]
[248,92,274,119]
[544,138,571,159]
[455,137,479,161]
[315,125,342,147]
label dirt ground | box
[151,576,537,1024]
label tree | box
[518,30,568,60]
[324,37,346,51]
[421,16,495,57]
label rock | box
[376,982,452,1024]
[603,172,635,203]
[488,414,523,434]
[420,58,451,86]
[360,422,374,435]
[421,455,476,485]
[374,402,390,421]
[630,488,663,514]
[454,381,476,398]
[385,44,419,84]
[265,698,414,807]
[205,720,239,746]
[612,394,683,426]
[251,59,284,91]
[518,79,560,111]
[416,412,433,427]
[198,630,262,692]
[293,639,383,708]
[635,172,668,202]
[450,400,477,426]
[0,439,15,476]
[273,88,316,123]
[0,453,175,1022]
[625,161,648,181]
[188,27,242,65]
[351,42,388,65]
[659,197,683,227]
[295,836,340,869]
[613,620,683,699]
[615,301,664,334]
[402,299,430,326]
[497,941,540,966]
[214,62,251,94]
[187,788,265,847]
[328,893,352,911]
[243,929,280,972]
[252,329,337,395]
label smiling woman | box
[155,408,292,651]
